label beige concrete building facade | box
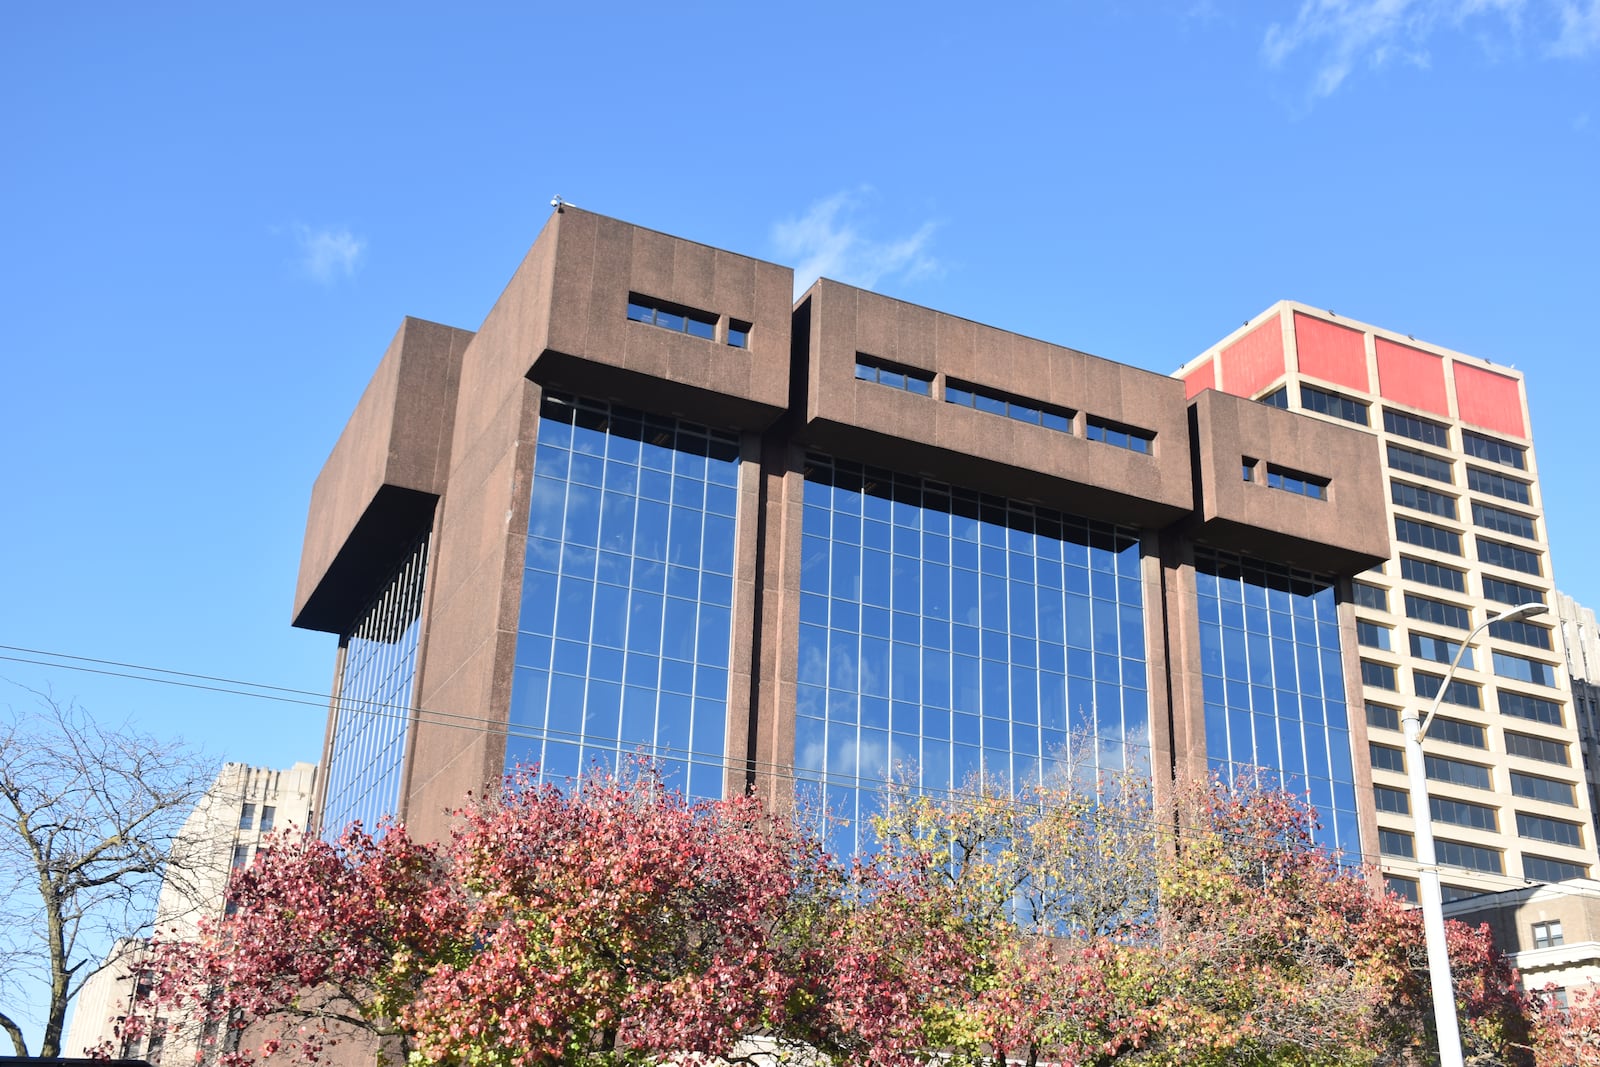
[1178,303,1598,900]
[63,762,318,1061]
[1444,879,1600,1001]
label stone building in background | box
[63,761,318,1061]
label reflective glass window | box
[1499,690,1563,727]
[1391,481,1457,520]
[509,394,740,801]
[1505,730,1569,766]
[1472,502,1537,540]
[794,454,1147,856]
[1524,855,1587,882]
[1467,467,1531,505]
[1432,796,1496,831]
[1462,431,1526,470]
[1478,538,1543,576]
[1196,547,1358,855]
[1482,576,1545,607]
[1517,812,1583,848]
[1511,771,1576,806]
[1400,556,1465,593]
[321,531,430,839]
[1383,409,1450,448]
[1387,444,1454,484]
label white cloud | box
[1256,0,1600,99]
[772,191,940,297]
[295,224,365,284]
[1551,0,1600,54]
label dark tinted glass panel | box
[1405,594,1470,630]
[1353,582,1389,611]
[1265,465,1328,499]
[1440,884,1482,903]
[1517,812,1583,848]
[1400,556,1465,592]
[1379,828,1414,858]
[1483,576,1545,606]
[1524,855,1587,882]
[1085,417,1154,454]
[1436,838,1503,874]
[1494,652,1557,688]
[1366,702,1400,731]
[1414,670,1481,709]
[1374,784,1409,814]
[1357,621,1391,650]
[947,379,1073,434]
[1386,876,1419,902]
[1505,730,1568,765]
[1511,772,1576,806]
[1387,444,1453,484]
[1428,717,1486,749]
[1259,386,1288,409]
[1462,430,1526,470]
[1426,754,1491,789]
[1472,502,1536,540]
[1431,796,1496,831]
[1301,384,1369,425]
[1392,481,1458,519]
[1488,618,1552,649]
[1410,632,1470,668]
[1384,409,1450,447]
[1467,466,1531,504]
[1499,690,1563,727]
[1395,517,1462,556]
[1362,660,1398,690]
[858,355,934,395]
[1370,743,1406,773]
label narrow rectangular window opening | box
[1085,415,1155,454]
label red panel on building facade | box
[1374,338,1450,417]
[1217,315,1285,398]
[1293,313,1369,392]
[1453,362,1526,438]
[1185,359,1215,398]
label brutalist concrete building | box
[294,208,1392,857]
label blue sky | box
[1,0,1596,1045]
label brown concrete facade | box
[297,209,1394,847]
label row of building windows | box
[627,293,749,348]
[855,356,1157,452]
[1245,460,1328,499]
[1392,480,1457,519]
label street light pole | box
[1398,600,1548,1067]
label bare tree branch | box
[0,687,213,1057]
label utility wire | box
[2,643,1587,896]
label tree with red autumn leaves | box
[134,761,1550,1067]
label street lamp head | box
[1496,601,1549,625]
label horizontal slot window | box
[1301,384,1369,425]
[1478,538,1543,578]
[1362,660,1398,691]
[1428,716,1486,749]
[1391,481,1457,519]
[1379,828,1414,858]
[1414,670,1481,709]
[1510,771,1576,807]
[1405,594,1470,630]
[1488,617,1552,650]
[1462,430,1526,470]
[1472,501,1536,540]
[1482,576,1544,607]
[1426,754,1491,789]
[1370,742,1406,773]
[1493,651,1557,687]
[1375,784,1410,814]
[1395,517,1462,556]
[1366,702,1401,731]
[1410,632,1471,669]
[1353,581,1389,612]
[1432,796,1497,831]
[626,293,718,340]
[1517,812,1583,848]
[1499,690,1563,727]
[1258,386,1289,409]
[1384,408,1450,447]
[726,319,751,350]
[1357,620,1391,651]
[1263,463,1327,499]
[1085,416,1153,454]
[1436,838,1503,874]
[945,380,1072,432]
[1400,556,1465,593]
[1467,466,1531,505]
[1505,730,1569,766]
[1388,444,1454,484]
[1524,854,1587,882]
[856,355,933,395]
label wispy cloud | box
[772,191,940,297]
[294,224,365,284]
[1262,0,1594,100]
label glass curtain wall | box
[1194,546,1361,855]
[508,393,739,800]
[796,454,1150,855]
[321,531,430,839]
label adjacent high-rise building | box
[1555,591,1600,822]
[64,762,319,1061]
[294,208,1394,861]
[1177,305,1598,900]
